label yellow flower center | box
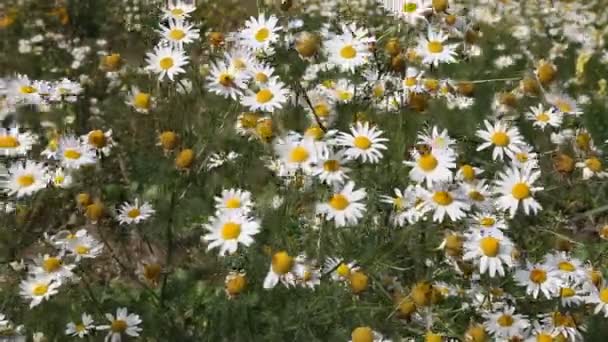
[20,85,37,94]
[255,27,270,42]
[111,319,127,333]
[329,194,350,210]
[403,2,418,12]
[17,174,35,187]
[353,136,372,150]
[425,332,442,342]
[516,152,528,163]
[171,8,184,16]
[225,197,241,209]
[32,284,49,296]
[218,73,234,87]
[271,251,293,274]
[143,263,162,282]
[336,263,351,277]
[75,324,86,333]
[159,57,174,70]
[255,72,268,83]
[75,245,90,255]
[529,268,547,284]
[491,132,510,147]
[289,146,310,163]
[468,191,485,202]
[168,29,186,40]
[511,182,530,200]
[64,149,81,160]
[558,261,575,272]
[255,89,274,103]
[133,92,150,109]
[233,58,247,70]
[536,113,550,122]
[427,41,444,53]
[497,314,514,327]
[586,158,603,172]
[405,77,417,87]
[537,333,553,342]
[576,133,591,150]
[599,288,608,303]
[127,208,141,219]
[338,90,353,101]
[372,85,385,98]
[305,126,325,140]
[221,222,241,240]
[479,217,495,227]
[418,154,438,172]
[460,165,475,181]
[88,130,106,148]
[394,197,404,210]
[314,103,330,117]
[323,160,340,172]
[432,191,453,206]
[340,45,357,59]
[555,100,572,113]
[479,236,500,257]
[351,327,374,342]
[560,287,575,298]
[0,135,20,148]
[226,274,247,295]
[43,257,62,273]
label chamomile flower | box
[336,122,388,164]
[460,180,492,210]
[527,104,562,129]
[416,30,458,66]
[514,262,562,299]
[558,283,586,307]
[117,199,155,225]
[248,63,276,85]
[470,212,507,233]
[66,230,104,261]
[576,156,608,179]
[263,251,296,289]
[65,313,95,338]
[8,74,42,105]
[30,254,75,283]
[0,127,37,156]
[323,257,359,282]
[159,19,200,49]
[547,92,581,116]
[330,78,356,103]
[311,149,351,185]
[202,213,260,256]
[162,1,196,21]
[3,160,48,197]
[126,87,154,113]
[98,308,142,342]
[82,129,115,156]
[241,78,288,112]
[544,252,587,283]
[404,149,455,187]
[145,45,189,81]
[316,181,367,227]
[383,0,432,25]
[494,165,543,216]
[456,164,484,183]
[224,48,256,75]
[206,61,247,100]
[483,306,530,339]
[304,88,336,126]
[540,311,584,341]
[506,144,539,169]
[348,327,388,342]
[420,183,470,222]
[274,134,319,174]
[586,286,608,317]
[416,126,456,152]
[239,14,281,51]
[214,188,253,215]
[19,275,60,308]
[476,120,525,161]
[464,231,514,277]
[58,136,96,169]
[293,256,321,289]
[326,27,371,73]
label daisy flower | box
[241,78,288,112]
[0,127,37,156]
[540,311,584,341]
[576,156,608,179]
[223,48,256,75]
[292,256,321,289]
[316,181,367,227]
[482,306,530,339]
[66,229,104,261]
[214,188,253,215]
[460,179,492,210]
[273,134,319,174]
[404,148,455,187]
[19,275,60,308]
[117,199,155,225]
[202,213,260,256]
[349,326,387,342]
[469,212,507,233]
[206,61,247,100]
[455,164,483,183]
[382,0,432,25]
[505,144,539,169]
[546,92,582,116]
[393,186,430,225]
[476,120,525,161]
[311,148,351,185]
[248,63,276,85]
[126,87,154,113]
[326,26,371,73]
[464,231,513,277]
[51,168,72,188]
[416,126,455,152]
[323,257,359,282]
[3,160,48,197]
[159,19,200,49]
[8,74,42,105]
[416,29,458,66]
[145,45,189,81]
[336,122,388,164]
[263,251,296,289]
[65,313,95,338]
[558,283,586,307]
[30,254,75,283]
[82,129,115,156]
[514,262,562,299]
[304,88,336,127]
[58,136,96,169]
[162,1,196,21]
[330,78,356,103]
[526,104,562,130]
[239,13,281,51]
[544,252,587,283]
[494,165,543,216]
[586,286,608,317]
[98,308,142,342]
[419,183,470,222]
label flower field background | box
[1,0,608,341]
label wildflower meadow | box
[2,0,608,341]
